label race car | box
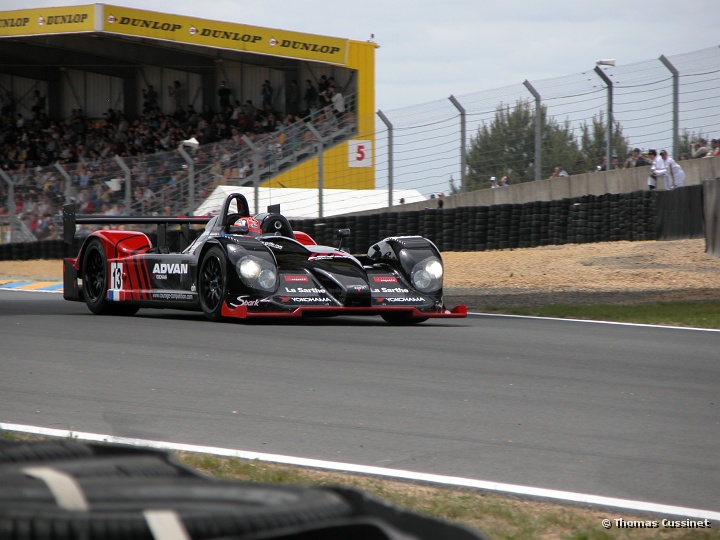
[62,192,466,324]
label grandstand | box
[0,4,378,241]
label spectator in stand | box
[500,176,510,187]
[286,79,300,117]
[625,148,641,168]
[690,138,710,158]
[709,138,720,157]
[236,110,253,133]
[218,81,232,114]
[549,165,568,178]
[230,100,243,121]
[597,155,609,171]
[168,80,184,110]
[1,91,16,117]
[312,110,333,139]
[184,105,199,131]
[30,90,45,119]
[261,80,273,109]
[142,85,159,112]
[659,150,685,189]
[303,79,318,117]
[490,176,499,188]
[172,104,187,125]
[329,85,345,123]
[243,100,255,119]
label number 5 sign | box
[348,140,372,168]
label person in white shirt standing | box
[647,149,668,190]
[659,149,685,189]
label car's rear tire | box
[82,239,139,316]
[199,246,228,322]
[381,313,428,325]
[82,239,112,315]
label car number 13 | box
[110,262,124,290]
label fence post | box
[448,96,467,192]
[659,55,680,161]
[0,169,15,243]
[594,66,614,172]
[241,135,261,214]
[523,80,542,182]
[307,123,328,218]
[113,155,132,211]
[53,163,73,206]
[177,146,195,213]
[377,110,393,208]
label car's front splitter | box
[220,303,467,320]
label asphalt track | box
[1,289,718,517]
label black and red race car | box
[62,192,466,324]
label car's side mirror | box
[336,228,350,250]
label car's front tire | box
[199,246,228,322]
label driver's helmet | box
[233,216,262,236]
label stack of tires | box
[0,438,488,540]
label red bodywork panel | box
[293,231,316,246]
[68,231,152,271]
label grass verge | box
[482,301,720,329]
[176,452,719,540]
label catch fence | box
[2,46,719,243]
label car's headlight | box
[411,257,443,292]
[236,255,278,291]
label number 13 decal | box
[348,140,371,168]
[110,262,123,290]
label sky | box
[1,0,718,113]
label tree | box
[466,100,630,190]
[447,175,461,195]
[579,111,631,171]
[466,100,539,190]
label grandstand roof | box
[0,4,349,81]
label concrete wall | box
[351,155,720,216]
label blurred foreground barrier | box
[0,438,488,540]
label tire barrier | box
[0,438,488,540]
[0,187,705,261]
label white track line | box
[2,422,718,521]
[469,312,720,332]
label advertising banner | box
[0,5,96,36]
[101,5,348,65]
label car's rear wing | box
[63,203,212,250]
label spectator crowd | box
[0,76,355,241]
